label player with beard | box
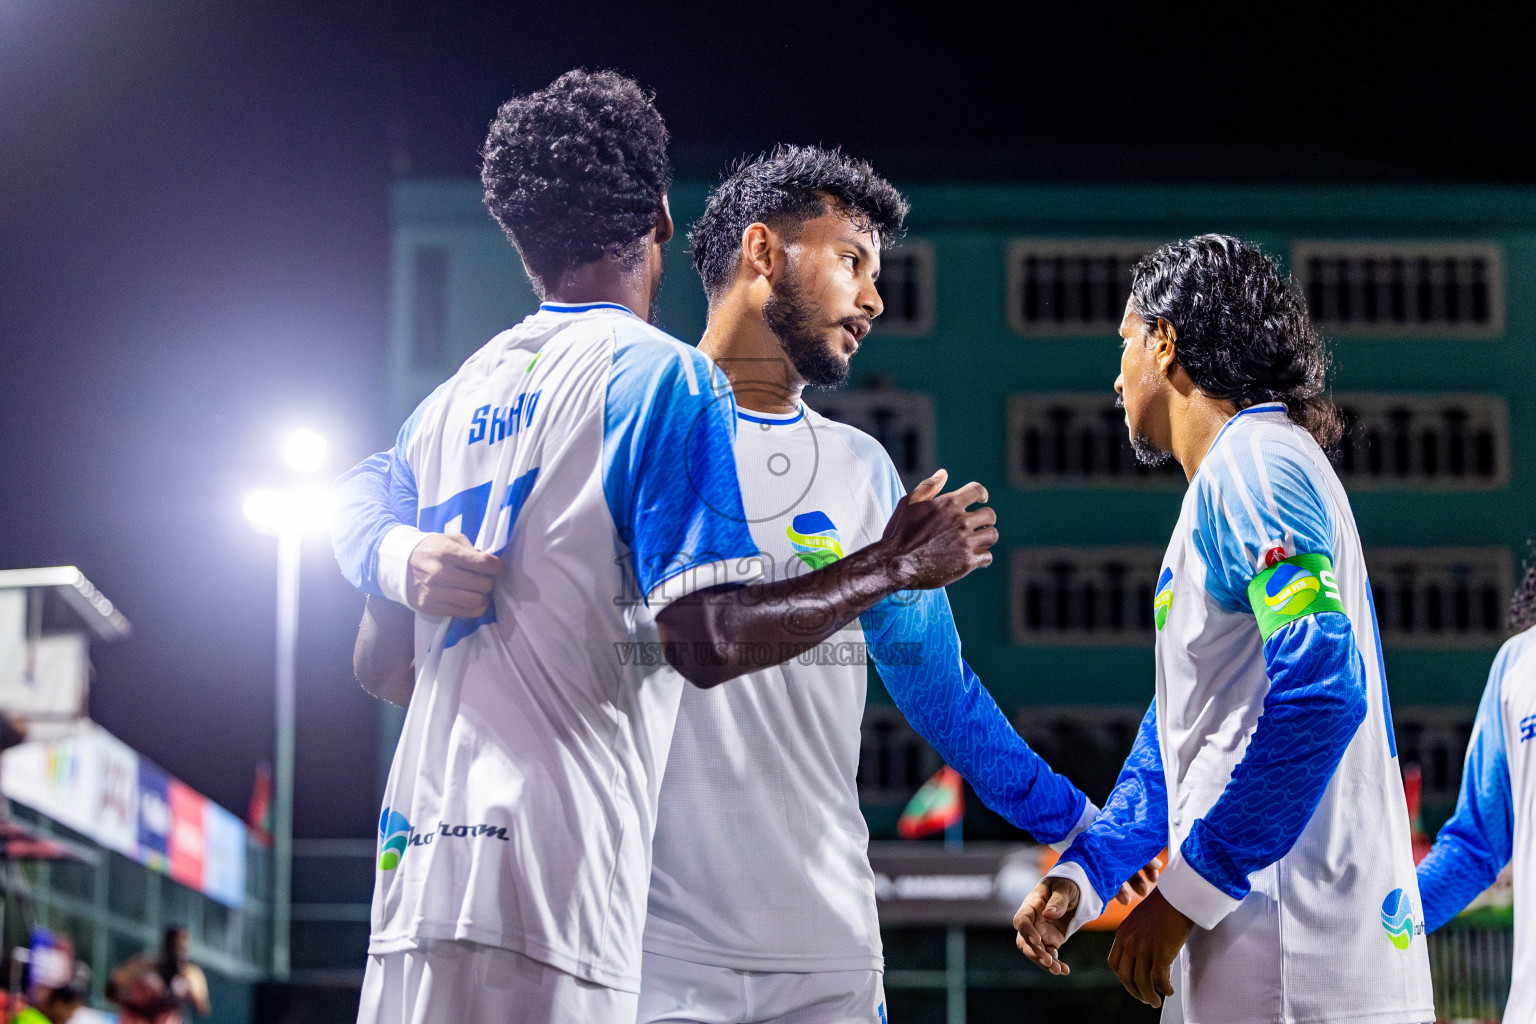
[331,77,1001,1024]
[344,144,1157,1024]
[1013,236,1432,1024]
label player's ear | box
[742,222,777,282]
[1153,317,1179,376]
[654,195,675,245]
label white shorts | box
[358,940,639,1024]
[636,950,886,1024]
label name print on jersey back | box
[468,388,543,447]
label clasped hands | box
[1013,858,1192,1009]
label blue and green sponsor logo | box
[378,807,411,871]
[1264,563,1322,615]
[1153,566,1174,631]
[787,512,844,569]
[1247,552,1345,640]
[1380,888,1414,950]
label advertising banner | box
[1,725,246,909]
[202,800,246,907]
[168,779,207,893]
[92,729,139,857]
[136,758,171,871]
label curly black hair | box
[1131,234,1342,448]
[1512,540,1536,632]
[690,144,908,300]
[480,69,672,288]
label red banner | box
[168,779,206,891]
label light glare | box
[243,486,335,536]
[283,429,328,474]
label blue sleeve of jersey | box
[864,587,1088,843]
[1058,701,1170,906]
[1418,647,1514,932]
[601,336,758,601]
[1179,611,1368,901]
[1193,430,1335,612]
[331,386,439,595]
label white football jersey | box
[1418,623,1536,1020]
[1050,405,1433,1024]
[643,404,894,972]
[348,303,761,994]
[643,402,1093,973]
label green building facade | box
[380,179,1533,1020]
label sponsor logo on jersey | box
[1263,563,1322,615]
[787,511,844,569]
[378,807,411,871]
[1520,714,1536,743]
[1154,566,1174,631]
[1380,888,1414,950]
[1263,544,1288,567]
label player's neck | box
[1169,389,1239,481]
[698,295,805,415]
[541,257,654,319]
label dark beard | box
[762,270,850,389]
[1130,432,1173,467]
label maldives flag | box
[897,765,963,839]
[247,759,273,846]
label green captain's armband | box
[1247,552,1346,640]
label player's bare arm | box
[355,596,415,706]
[654,469,997,688]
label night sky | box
[2,2,1533,836]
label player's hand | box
[877,469,997,590]
[406,533,506,617]
[1013,877,1079,976]
[1107,887,1194,1009]
[1114,853,1163,905]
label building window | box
[1007,393,1183,488]
[1332,393,1509,489]
[1291,241,1503,337]
[1009,546,1164,646]
[410,246,450,368]
[1007,240,1153,335]
[1367,547,1513,648]
[1010,546,1513,648]
[873,240,935,335]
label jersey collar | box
[538,301,641,319]
[737,405,805,426]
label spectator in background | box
[13,962,89,1024]
[106,926,209,1023]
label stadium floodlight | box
[244,432,335,982]
[243,486,334,537]
[282,428,329,474]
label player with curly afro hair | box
[481,69,674,293]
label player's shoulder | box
[607,314,711,372]
[806,407,906,507]
[1193,405,1333,520]
[1493,623,1536,695]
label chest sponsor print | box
[1154,566,1174,631]
[787,511,844,569]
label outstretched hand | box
[879,468,998,590]
[1013,876,1080,976]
